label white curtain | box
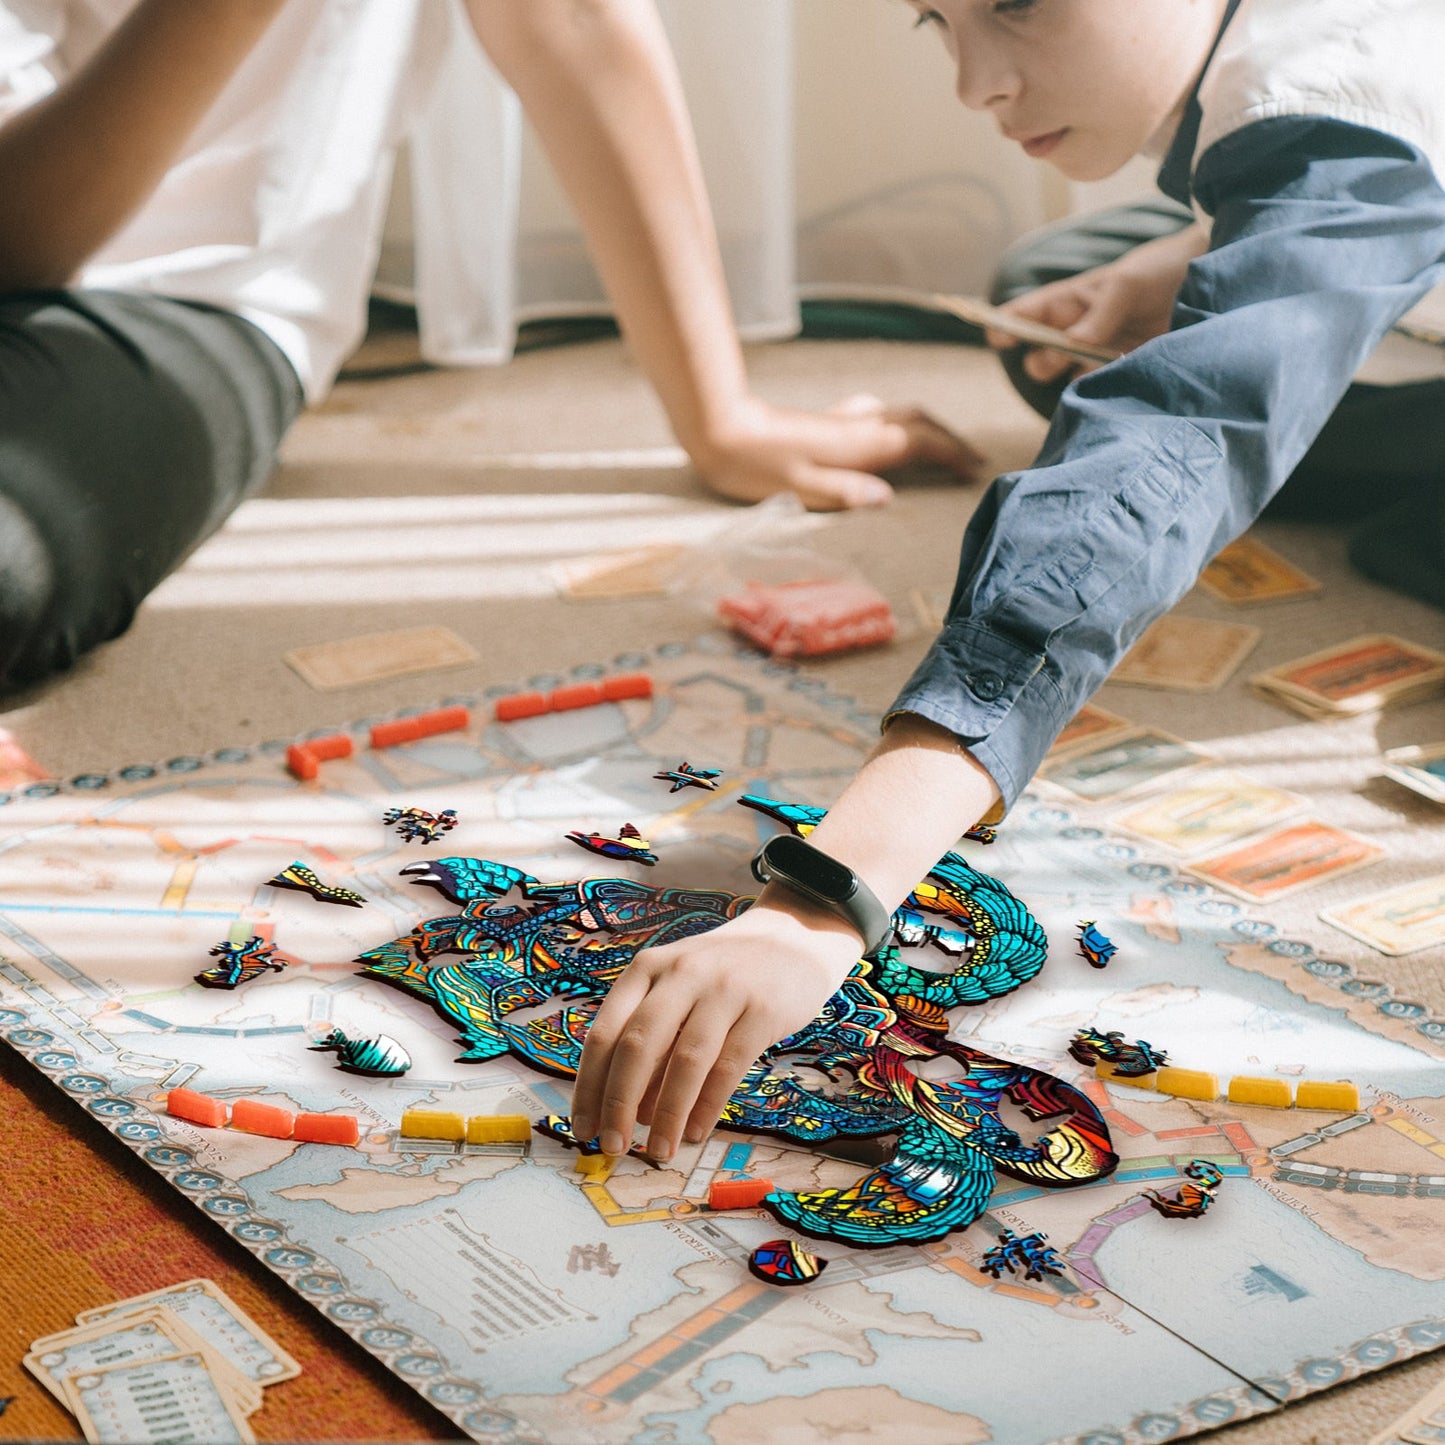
[378,0,1138,367]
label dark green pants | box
[990,199,1445,607]
[0,290,302,687]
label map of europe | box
[1,638,1442,1445]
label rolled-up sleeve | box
[889,117,1445,810]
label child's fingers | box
[590,984,697,1155]
[789,463,895,511]
[1023,347,1088,384]
[683,1021,776,1146]
[570,956,661,1140]
[642,1005,741,1161]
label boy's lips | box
[1013,127,1068,158]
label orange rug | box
[0,1044,458,1442]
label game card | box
[554,543,688,600]
[1185,821,1384,902]
[1114,774,1305,855]
[1196,536,1322,604]
[1381,740,1445,806]
[1320,873,1445,957]
[1109,615,1261,692]
[1366,1369,1445,1445]
[1046,703,1132,758]
[1251,634,1445,716]
[78,1279,300,1385]
[283,624,477,691]
[26,1308,258,1415]
[1039,728,1209,801]
[62,1353,255,1445]
[931,292,1122,363]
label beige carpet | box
[4,330,1444,1443]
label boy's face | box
[906,0,1229,181]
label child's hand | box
[690,393,984,512]
[987,222,1209,385]
[570,893,865,1160]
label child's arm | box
[464,0,980,510]
[0,0,289,290]
[572,116,1445,1159]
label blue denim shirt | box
[888,115,1445,811]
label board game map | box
[1,638,1442,1445]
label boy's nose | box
[952,47,1020,113]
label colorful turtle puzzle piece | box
[196,937,285,990]
[1076,920,1117,969]
[979,1229,1066,1281]
[565,823,659,866]
[748,1238,829,1287]
[1144,1159,1225,1219]
[1067,1027,1168,1078]
[383,806,458,845]
[652,762,722,793]
[267,860,365,908]
[962,823,997,844]
[310,1028,411,1077]
[353,792,1118,1250]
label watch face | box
[763,834,856,902]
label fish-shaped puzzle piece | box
[652,761,722,793]
[267,860,365,908]
[565,823,658,866]
[311,1028,411,1076]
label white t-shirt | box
[0,0,460,399]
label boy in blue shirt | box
[573,0,1445,1162]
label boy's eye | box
[913,8,944,27]
[993,0,1039,12]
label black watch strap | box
[750,833,892,957]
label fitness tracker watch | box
[750,833,893,957]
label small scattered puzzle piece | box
[979,1229,1066,1281]
[565,823,659,866]
[1144,1159,1224,1219]
[748,1238,829,1287]
[962,823,997,844]
[718,578,897,658]
[195,936,284,990]
[267,860,365,908]
[383,805,458,845]
[652,761,722,793]
[310,1028,411,1076]
[1068,1027,1168,1078]
[1076,920,1117,968]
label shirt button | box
[966,670,1004,701]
